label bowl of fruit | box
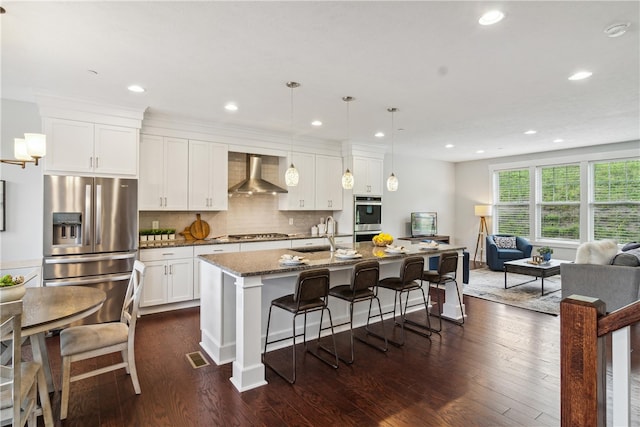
[0,274,26,303]
[372,233,394,247]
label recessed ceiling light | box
[476,150,485,154]
[127,85,145,93]
[445,144,454,148]
[479,10,505,26]
[374,132,385,138]
[524,130,537,135]
[311,120,322,126]
[553,138,564,143]
[568,71,593,81]
[224,103,238,112]
[604,22,630,38]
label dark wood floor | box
[35,295,639,426]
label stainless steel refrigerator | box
[43,175,138,324]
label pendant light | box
[341,96,355,190]
[386,107,399,191]
[285,81,300,187]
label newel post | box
[560,295,606,427]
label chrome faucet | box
[325,216,336,252]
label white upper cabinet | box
[139,135,188,210]
[352,156,383,195]
[279,152,316,210]
[188,140,228,211]
[44,118,138,177]
[315,155,343,210]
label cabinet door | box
[188,141,228,211]
[94,124,138,176]
[352,157,370,195]
[168,258,194,303]
[163,137,189,210]
[367,158,384,195]
[315,155,343,210]
[139,135,166,210]
[140,260,168,307]
[208,143,228,210]
[188,140,210,210]
[279,152,315,210]
[44,118,94,174]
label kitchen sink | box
[292,245,331,253]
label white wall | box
[381,151,456,241]
[454,140,640,261]
[0,99,44,277]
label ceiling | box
[2,1,638,162]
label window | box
[539,164,580,240]
[592,159,640,242]
[495,168,530,236]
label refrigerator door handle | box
[96,184,102,245]
[85,184,92,246]
[44,252,137,264]
[43,273,132,287]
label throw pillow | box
[612,252,640,267]
[494,236,516,249]
[575,239,619,264]
[622,242,640,251]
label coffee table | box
[503,258,569,296]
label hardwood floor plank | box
[33,296,640,426]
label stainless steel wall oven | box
[354,196,382,242]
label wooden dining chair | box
[0,300,52,427]
[59,260,146,420]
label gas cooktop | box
[227,233,289,240]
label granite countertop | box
[139,233,353,249]
[199,242,467,277]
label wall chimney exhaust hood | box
[228,155,288,194]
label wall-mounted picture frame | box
[0,180,5,231]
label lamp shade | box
[14,138,32,161]
[24,133,46,158]
[474,204,492,217]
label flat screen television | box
[411,212,437,237]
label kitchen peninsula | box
[198,241,466,392]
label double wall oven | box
[354,196,382,242]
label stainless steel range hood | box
[228,155,288,194]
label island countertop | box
[198,241,467,277]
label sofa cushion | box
[622,242,640,251]
[575,239,619,264]
[495,236,516,249]
[497,249,525,260]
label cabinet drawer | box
[194,243,240,256]
[139,246,193,261]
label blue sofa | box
[486,235,533,271]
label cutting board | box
[189,214,210,240]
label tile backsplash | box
[139,152,336,237]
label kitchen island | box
[198,241,466,392]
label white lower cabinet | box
[193,243,240,299]
[139,247,194,307]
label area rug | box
[464,268,562,316]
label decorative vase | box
[543,253,551,262]
[0,282,26,303]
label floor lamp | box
[473,205,492,264]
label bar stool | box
[326,260,388,364]
[378,256,431,346]
[262,268,339,384]
[421,251,463,332]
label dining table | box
[20,285,106,426]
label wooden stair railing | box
[560,296,640,427]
